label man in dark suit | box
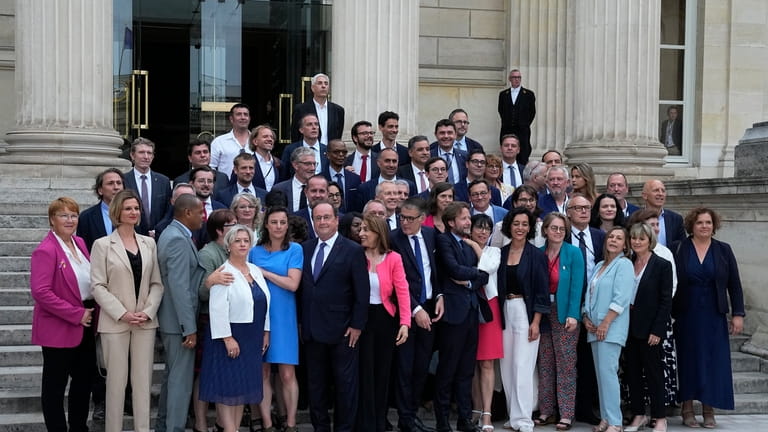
[537,166,570,217]
[390,198,441,432]
[345,120,379,183]
[642,179,686,247]
[355,148,417,212]
[454,149,503,206]
[272,147,318,213]
[293,175,329,239]
[498,69,536,165]
[281,113,327,181]
[606,172,640,218]
[372,111,410,166]
[173,139,229,194]
[155,194,206,432]
[78,168,125,252]
[299,201,369,432]
[214,153,268,208]
[498,134,525,189]
[250,125,282,191]
[399,135,432,195]
[659,105,683,156]
[191,167,228,246]
[123,137,172,237]
[323,139,360,213]
[291,73,345,145]
[430,109,484,155]
[434,202,489,432]
[566,193,605,425]
[430,119,468,185]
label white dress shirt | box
[210,130,253,178]
[313,99,329,145]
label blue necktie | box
[412,235,427,304]
[444,152,455,183]
[509,164,517,187]
[313,242,326,281]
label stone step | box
[0,289,33,306]
[0,178,95,190]
[730,334,749,352]
[0,363,165,390]
[0,204,50,217]
[732,351,762,373]
[0,306,32,325]
[0,242,38,257]
[732,371,768,394]
[0,346,41,367]
[0,257,30,272]
[0,383,163,415]
[2,191,95,208]
[0,229,47,242]
[0,272,30,287]
[0,325,32,346]
[0,215,49,229]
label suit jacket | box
[629,253,672,339]
[453,181,503,206]
[659,119,682,147]
[389,227,439,312]
[294,207,316,240]
[429,139,484,156]
[429,146,468,183]
[77,202,108,252]
[280,141,328,181]
[496,242,550,329]
[373,142,410,166]
[252,154,283,191]
[497,86,536,135]
[345,151,380,182]
[671,237,745,319]
[214,183,268,208]
[471,204,508,226]
[435,232,489,325]
[291,100,345,143]
[174,169,230,194]
[372,251,412,327]
[124,169,172,230]
[90,231,164,333]
[322,166,361,213]
[662,208,686,246]
[625,202,640,216]
[30,231,92,348]
[354,177,417,213]
[271,179,301,212]
[537,193,566,217]
[584,256,633,345]
[157,220,205,336]
[541,242,584,327]
[299,235,370,344]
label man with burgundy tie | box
[299,201,369,432]
[398,135,432,195]
[346,120,379,183]
[123,137,171,237]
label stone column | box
[331,0,419,140]
[564,0,671,181]
[1,0,128,177]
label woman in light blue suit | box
[582,226,633,432]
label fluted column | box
[332,0,419,140]
[564,0,671,180]
[2,0,127,176]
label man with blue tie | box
[430,119,467,185]
[299,201,369,432]
[323,139,361,213]
[434,202,489,432]
[500,134,524,189]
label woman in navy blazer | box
[496,207,550,432]
[673,208,744,428]
[535,212,584,431]
[624,223,672,432]
[30,198,95,432]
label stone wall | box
[0,1,15,145]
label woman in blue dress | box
[673,208,744,429]
[201,225,271,432]
[249,206,303,432]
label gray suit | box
[155,220,205,432]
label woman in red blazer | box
[30,197,96,432]
[355,214,411,431]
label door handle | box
[131,70,149,134]
[278,93,293,144]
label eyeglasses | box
[356,131,375,136]
[567,205,592,212]
[473,226,492,233]
[469,159,487,166]
[297,161,318,167]
[399,214,422,223]
[429,167,447,173]
[55,213,79,220]
[486,165,500,170]
[515,197,536,204]
[548,226,567,233]
[454,120,470,125]
[470,191,489,198]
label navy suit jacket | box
[662,208,686,246]
[77,203,109,252]
[537,193,566,217]
[453,181,503,206]
[429,138,483,156]
[344,151,380,183]
[271,179,303,213]
[299,235,369,344]
[471,204,508,226]
[174,169,230,194]
[322,167,361,214]
[373,142,410,166]
[629,253,673,339]
[429,146,468,183]
[291,100,345,143]
[389,227,439,312]
[252,155,283,191]
[497,242,550,328]
[124,169,172,230]
[625,202,640,217]
[435,232,489,325]
[214,183,268,208]
[294,208,316,240]
[354,177,417,213]
[280,141,328,181]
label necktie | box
[313,242,326,280]
[578,231,588,292]
[509,164,518,187]
[335,172,344,190]
[444,152,455,183]
[299,184,308,210]
[310,146,320,173]
[140,175,150,226]
[202,203,208,221]
[418,171,427,192]
[412,235,427,304]
[360,155,368,181]
[455,140,464,152]
[243,187,251,194]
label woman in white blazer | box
[91,190,164,432]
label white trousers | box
[499,298,539,431]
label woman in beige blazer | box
[91,189,164,432]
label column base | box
[564,139,675,183]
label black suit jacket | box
[659,119,683,147]
[498,86,536,134]
[496,242,550,329]
[435,232,489,325]
[294,208,316,240]
[373,142,410,166]
[322,167,361,213]
[429,138,483,156]
[299,235,369,344]
[252,155,283,191]
[214,183,268,208]
[662,208,686,246]
[77,203,108,252]
[124,169,172,230]
[344,151,380,183]
[389,227,439,312]
[291,100,345,143]
[453,181,502,206]
[429,146,468,183]
[280,141,328,181]
[629,253,672,339]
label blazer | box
[215,183,268,208]
[429,146,468,182]
[124,169,172,230]
[389,227,439,312]
[271,179,301,212]
[30,231,92,348]
[662,208,686,246]
[354,177,417,213]
[626,202,640,216]
[629,253,672,339]
[156,220,205,336]
[583,256,633,345]
[497,86,537,135]
[299,235,370,344]
[429,138,484,155]
[294,207,316,240]
[659,119,682,147]
[471,204,508,226]
[209,261,271,339]
[671,237,745,319]
[252,154,283,191]
[345,151,380,182]
[371,251,412,327]
[537,193,565,217]
[280,141,328,181]
[90,231,164,333]
[322,166,362,213]
[496,242,550,329]
[291,100,345,143]
[453,181,503,206]
[541,242,585,326]
[373,142,411,166]
[77,202,108,252]
[435,232,489,325]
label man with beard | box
[214,153,268,208]
[250,125,282,191]
[538,166,570,217]
[346,120,379,182]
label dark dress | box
[673,248,734,409]
[200,279,268,406]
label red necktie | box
[360,155,368,182]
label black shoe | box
[414,417,437,432]
[575,413,601,425]
[456,418,481,432]
[436,416,454,432]
[92,401,105,422]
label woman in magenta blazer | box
[355,213,411,431]
[30,197,96,432]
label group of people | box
[29,70,744,432]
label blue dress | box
[199,279,268,405]
[248,242,303,365]
[674,247,734,409]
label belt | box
[506,294,524,300]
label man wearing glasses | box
[454,149,503,206]
[272,147,320,212]
[449,109,484,154]
[468,179,508,231]
[323,139,361,213]
[498,69,537,165]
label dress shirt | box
[410,163,428,193]
[621,199,631,217]
[454,137,467,153]
[329,166,345,190]
[210,130,253,177]
[387,214,398,231]
[311,231,339,272]
[202,197,214,216]
[657,208,668,246]
[313,99,329,145]
[351,150,373,182]
[440,148,460,184]
[302,141,322,174]
[291,176,305,212]
[502,161,523,187]
[510,86,521,104]
[410,231,433,308]
[52,232,92,300]
[369,271,383,305]
[472,205,495,222]
[99,201,112,234]
[133,169,153,215]
[571,227,597,281]
[255,151,277,191]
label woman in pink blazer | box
[355,213,411,431]
[30,197,95,432]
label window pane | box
[659,105,683,156]
[659,49,684,101]
[661,0,685,45]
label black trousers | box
[396,301,436,428]
[356,305,397,432]
[625,336,666,418]
[575,325,599,419]
[305,338,359,432]
[41,327,97,432]
[434,310,478,425]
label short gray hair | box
[223,223,254,249]
[547,165,570,180]
[291,146,316,163]
[311,73,329,85]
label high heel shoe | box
[652,418,668,432]
[701,405,716,429]
[624,415,648,432]
[593,420,608,432]
[681,400,700,428]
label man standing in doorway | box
[291,73,345,145]
[210,103,253,179]
[498,69,536,165]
